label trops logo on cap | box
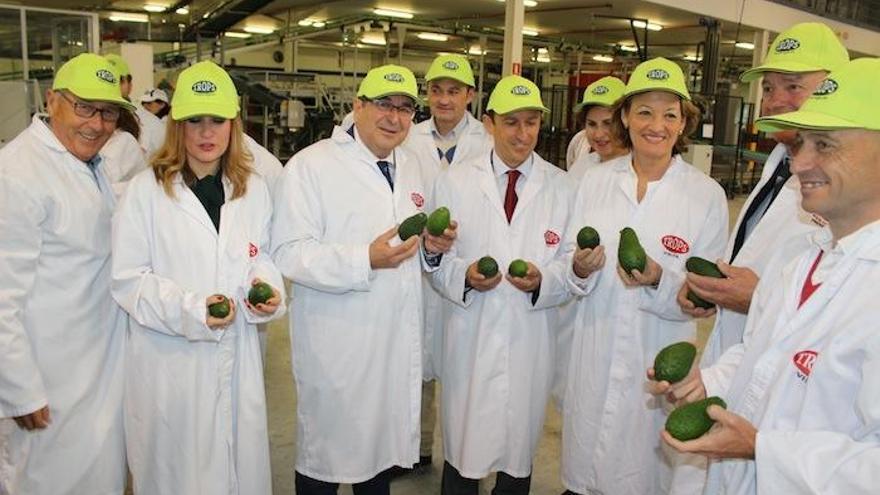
[442,60,460,71]
[510,85,531,96]
[775,38,801,52]
[592,85,609,95]
[646,69,670,80]
[384,72,404,83]
[192,80,217,94]
[96,69,116,84]
[813,78,839,96]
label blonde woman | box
[111,61,285,495]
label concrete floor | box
[264,195,747,494]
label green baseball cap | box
[357,65,420,102]
[624,57,690,100]
[576,76,625,111]
[104,53,130,77]
[171,61,240,121]
[52,53,134,110]
[755,58,880,132]
[486,75,549,115]
[740,22,849,82]
[425,54,475,87]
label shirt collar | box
[430,114,470,140]
[491,149,533,179]
[814,218,880,255]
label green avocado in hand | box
[577,226,601,250]
[398,212,428,241]
[477,256,499,278]
[426,207,451,236]
[208,295,230,319]
[684,257,726,309]
[653,341,697,383]
[665,396,727,441]
[618,227,647,274]
[248,282,274,306]
[508,259,529,278]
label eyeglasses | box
[367,98,416,118]
[59,91,121,122]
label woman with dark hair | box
[111,61,284,495]
[560,57,729,495]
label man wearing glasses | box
[0,53,133,494]
[272,65,456,495]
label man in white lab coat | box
[0,53,133,495]
[398,54,490,475]
[431,75,574,495]
[669,23,850,492]
[658,57,880,495]
[272,65,455,495]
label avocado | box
[577,226,601,250]
[477,256,499,278]
[398,212,428,241]
[426,207,451,236]
[684,257,726,309]
[208,295,230,319]
[665,396,727,441]
[618,227,647,274]
[247,282,274,306]
[508,259,528,278]
[653,341,697,383]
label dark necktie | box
[377,160,394,191]
[437,146,456,164]
[730,155,792,262]
[504,170,521,223]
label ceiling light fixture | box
[735,41,755,50]
[522,28,538,36]
[175,7,188,15]
[632,20,663,31]
[108,12,149,23]
[224,31,252,38]
[373,8,414,19]
[468,45,487,55]
[496,0,538,6]
[593,54,614,62]
[361,32,387,45]
[312,21,326,28]
[143,4,166,13]
[536,55,551,63]
[618,44,638,52]
[417,32,449,42]
[298,19,313,26]
[243,25,275,34]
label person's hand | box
[677,282,717,318]
[646,362,706,407]
[14,405,51,430]
[244,278,281,317]
[573,246,606,279]
[424,220,458,254]
[506,262,542,293]
[618,255,662,287]
[662,406,757,460]
[687,262,758,314]
[206,294,236,329]
[369,226,420,269]
[465,261,503,292]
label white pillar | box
[748,30,770,107]
[502,0,524,76]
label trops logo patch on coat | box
[249,242,258,258]
[661,235,689,254]
[793,350,818,381]
[410,192,425,208]
[544,230,560,246]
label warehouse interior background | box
[1,0,878,493]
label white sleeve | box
[531,180,576,310]
[111,178,219,342]
[241,182,287,324]
[270,155,372,294]
[0,175,48,418]
[429,173,473,308]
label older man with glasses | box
[0,53,134,495]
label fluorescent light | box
[109,12,149,23]
[522,28,538,36]
[537,47,548,54]
[496,0,538,6]
[632,20,663,31]
[683,54,701,62]
[243,25,275,34]
[361,33,387,45]
[143,4,166,13]
[735,42,755,50]
[593,54,614,62]
[417,32,448,42]
[312,21,326,28]
[298,19,312,26]
[175,7,188,15]
[537,55,551,63]
[618,44,638,52]
[373,8,414,19]
[224,31,252,38]
[468,45,487,55]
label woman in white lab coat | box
[111,60,285,495]
[566,76,629,184]
[560,58,728,495]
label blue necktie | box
[377,161,394,191]
[730,154,792,262]
[437,145,456,164]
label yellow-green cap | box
[357,65,420,102]
[171,61,240,121]
[52,53,134,110]
[425,54,475,87]
[624,57,690,100]
[576,76,625,111]
[755,58,880,132]
[740,23,849,82]
[104,53,130,77]
[486,75,549,114]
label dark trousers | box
[441,461,531,495]
[295,470,390,495]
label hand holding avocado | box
[370,226,420,269]
[424,217,458,254]
[245,278,281,316]
[573,245,606,279]
[206,294,235,329]
[616,227,663,287]
[466,256,503,292]
[685,262,759,314]
[647,352,706,408]
[661,403,757,461]
[506,259,542,293]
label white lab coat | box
[566,129,588,168]
[430,151,574,478]
[561,154,728,495]
[699,223,880,495]
[135,106,166,160]
[271,125,425,483]
[403,113,491,380]
[567,150,600,185]
[111,168,285,495]
[101,129,148,199]
[0,116,127,494]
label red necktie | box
[504,170,521,223]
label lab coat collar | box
[429,112,471,140]
[30,114,82,158]
[491,149,534,180]
[809,218,880,262]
